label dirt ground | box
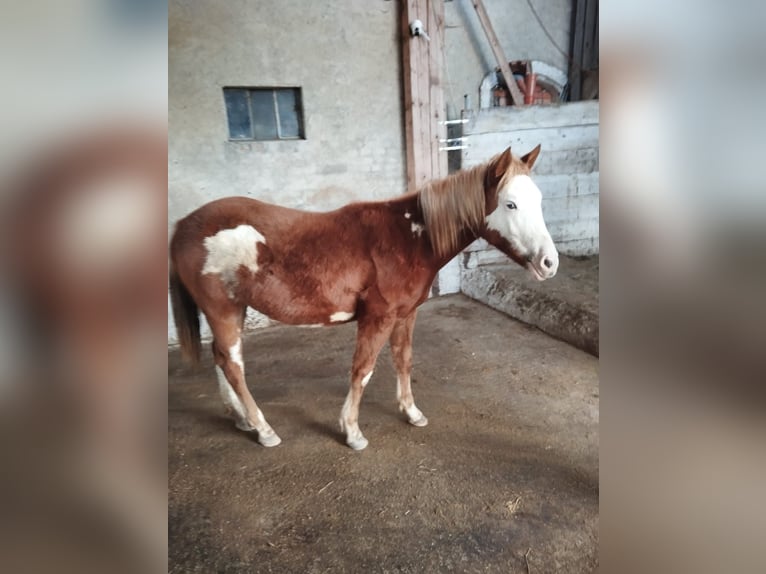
[169,295,599,573]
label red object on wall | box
[492,61,557,106]
[524,73,537,105]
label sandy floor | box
[169,295,599,573]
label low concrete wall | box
[462,257,599,356]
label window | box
[223,87,304,141]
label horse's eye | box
[506,201,517,210]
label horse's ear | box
[521,144,541,169]
[493,147,513,179]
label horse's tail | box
[169,265,202,364]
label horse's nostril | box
[543,257,553,269]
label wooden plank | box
[569,0,586,101]
[428,0,447,179]
[463,125,600,167]
[402,0,417,191]
[523,147,599,176]
[414,0,431,189]
[463,145,599,176]
[583,0,598,71]
[471,0,525,106]
[537,172,600,200]
[465,101,600,134]
[402,0,447,192]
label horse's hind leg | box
[390,311,428,427]
[208,309,281,447]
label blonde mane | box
[417,162,488,258]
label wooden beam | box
[402,0,418,191]
[402,0,447,192]
[569,0,586,101]
[428,0,448,179]
[413,0,431,190]
[471,0,525,106]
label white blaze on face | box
[485,175,558,280]
[330,311,354,322]
[411,222,425,237]
[202,225,266,291]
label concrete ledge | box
[461,256,599,356]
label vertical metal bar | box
[273,89,282,139]
[246,90,255,140]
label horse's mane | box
[417,161,489,258]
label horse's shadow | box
[276,404,347,447]
[199,406,347,447]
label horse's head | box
[480,146,558,281]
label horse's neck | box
[395,194,480,270]
[432,228,479,269]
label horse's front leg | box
[390,311,428,427]
[339,314,396,450]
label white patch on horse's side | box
[201,225,266,291]
[404,211,412,219]
[411,222,425,237]
[361,371,373,387]
[330,311,354,322]
[216,366,249,426]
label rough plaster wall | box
[168,0,406,343]
[169,0,406,227]
[443,0,572,114]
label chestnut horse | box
[170,146,558,450]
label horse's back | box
[173,196,305,241]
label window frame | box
[223,86,305,142]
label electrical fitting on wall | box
[409,19,430,41]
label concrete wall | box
[462,100,599,266]
[169,0,406,230]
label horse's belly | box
[246,272,360,326]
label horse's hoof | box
[258,432,282,447]
[409,415,428,427]
[235,420,257,432]
[347,436,369,451]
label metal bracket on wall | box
[439,137,468,151]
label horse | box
[169,145,558,450]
